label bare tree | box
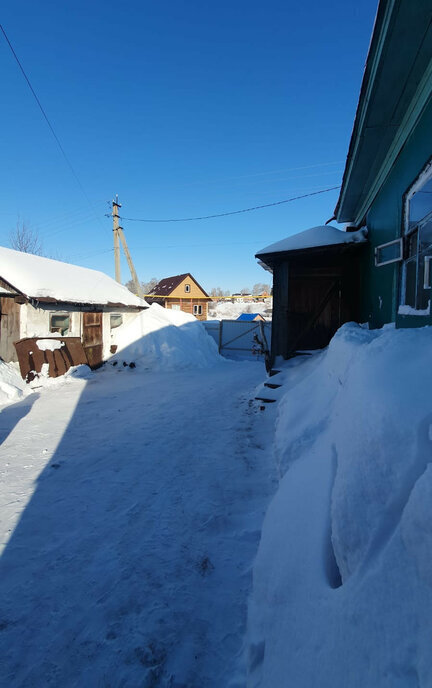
[240,286,251,295]
[10,220,44,255]
[125,277,159,295]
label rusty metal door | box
[82,312,103,368]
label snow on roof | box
[0,246,146,307]
[256,225,368,257]
[0,286,15,295]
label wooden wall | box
[166,299,209,321]
[0,297,21,362]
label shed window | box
[184,284,191,293]
[50,313,70,335]
[400,162,432,313]
[193,304,203,315]
[110,314,123,329]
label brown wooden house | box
[147,273,211,321]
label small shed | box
[0,247,147,373]
[237,313,266,322]
[147,273,211,321]
[256,226,368,364]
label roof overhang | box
[335,0,432,225]
[257,240,367,271]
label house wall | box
[165,299,209,321]
[361,97,432,329]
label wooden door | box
[82,312,103,368]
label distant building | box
[147,273,211,321]
[236,313,266,322]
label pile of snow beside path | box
[0,360,28,407]
[248,323,432,687]
[112,303,221,369]
[208,300,271,321]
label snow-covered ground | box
[247,323,432,687]
[208,301,271,321]
[2,313,432,687]
[0,316,275,687]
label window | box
[50,313,70,335]
[171,304,181,311]
[400,162,432,314]
[193,304,203,315]
[375,238,403,266]
[184,284,191,293]
[110,314,123,329]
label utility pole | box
[111,195,144,299]
[112,195,121,283]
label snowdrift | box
[111,303,221,370]
[248,323,432,687]
[208,300,270,321]
[0,360,28,407]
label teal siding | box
[362,96,432,329]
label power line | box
[119,186,341,223]
[0,23,103,227]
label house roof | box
[148,273,210,298]
[256,226,367,263]
[335,0,432,225]
[0,246,147,308]
[237,313,265,321]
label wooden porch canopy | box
[256,226,368,362]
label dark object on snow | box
[129,362,136,368]
[123,361,128,367]
[112,361,118,367]
[15,336,87,382]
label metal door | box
[82,312,103,368]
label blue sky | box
[1,0,377,292]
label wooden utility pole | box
[111,195,144,299]
[112,196,121,283]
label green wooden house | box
[257,0,432,365]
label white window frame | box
[50,312,71,336]
[400,160,432,315]
[184,284,191,293]
[375,238,403,267]
[193,304,203,315]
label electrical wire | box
[119,186,341,223]
[0,23,103,228]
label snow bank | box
[0,360,29,407]
[111,303,221,369]
[248,323,432,687]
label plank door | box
[82,312,103,368]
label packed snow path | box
[0,362,275,687]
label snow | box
[208,300,271,321]
[398,302,430,316]
[247,323,432,687]
[0,246,145,307]
[0,357,275,687]
[256,225,368,256]
[0,360,29,407]
[36,339,65,351]
[111,302,221,369]
[2,311,432,686]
